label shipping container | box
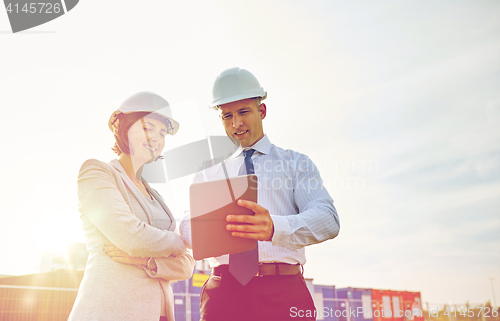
[371,289,424,321]
[313,284,337,321]
[401,291,424,321]
[0,269,425,321]
[336,287,374,321]
[372,289,397,321]
[172,269,210,321]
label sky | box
[0,0,499,307]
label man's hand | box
[226,199,274,241]
[104,243,149,267]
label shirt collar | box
[230,134,271,158]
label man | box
[180,67,340,321]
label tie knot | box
[243,149,255,158]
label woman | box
[69,91,195,321]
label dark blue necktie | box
[229,149,259,286]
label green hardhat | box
[210,67,267,109]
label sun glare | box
[35,213,85,255]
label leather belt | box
[213,263,302,277]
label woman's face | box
[127,117,169,164]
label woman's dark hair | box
[111,112,172,156]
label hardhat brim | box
[210,91,267,109]
[108,110,180,135]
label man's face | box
[220,98,266,148]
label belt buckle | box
[256,263,263,277]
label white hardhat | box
[210,67,267,109]
[108,91,179,135]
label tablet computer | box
[190,174,258,260]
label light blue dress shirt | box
[180,134,340,266]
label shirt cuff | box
[270,215,291,247]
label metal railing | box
[0,285,78,321]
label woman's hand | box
[104,243,149,267]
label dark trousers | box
[200,270,316,321]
